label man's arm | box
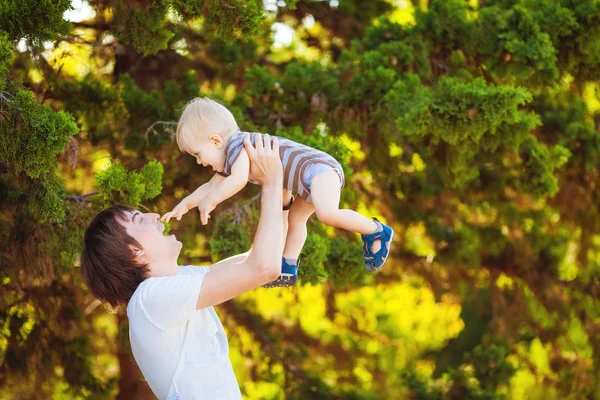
[196,134,283,310]
[207,252,250,272]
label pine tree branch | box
[145,120,178,143]
[71,21,111,31]
[59,34,97,46]
[61,191,99,206]
[0,91,18,112]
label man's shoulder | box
[127,267,207,307]
[127,276,157,311]
[127,267,210,329]
[179,265,210,276]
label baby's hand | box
[198,196,217,225]
[161,202,189,223]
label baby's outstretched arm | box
[198,149,250,224]
[161,173,225,222]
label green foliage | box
[112,0,280,55]
[386,75,552,192]
[210,209,253,262]
[0,87,78,223]
[497,6,559,83]
[517,135,571,198]
[60,335,113,395]
[402,369,443,400]
[532,89,600,172]
[403,343,515,400]
[338,45,398,109]
[464,339,517,391]
[96,160,163,206]
[0,90,78,180]
[434,289,492,376]
[0,31,14,90]
[119,74,169,148]
[325,236,368,289]
[112,0,175,56]
[3,0,600,398]
[206,0,266,40]
[297,230,330,285]
[0,0,71,49]
[207,38,258,67]
[56,75,123,143]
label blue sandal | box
[361,218,394,271]
[262,258,299,288]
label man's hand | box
[198,195,217,225]
[243,133,283,186]
[161,202,190,222]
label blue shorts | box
[303,163,344,201]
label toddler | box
[161,98,394,287]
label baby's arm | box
[161,173,225,222]
[204,149,250,206]
[186,173,226,208]
[198,149,250,224]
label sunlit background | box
[2,0,600,398]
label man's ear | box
[209,133,224,149]
[130,246,145,259]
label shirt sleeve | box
[137,267,208,330]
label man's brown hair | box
[81,205,150,307]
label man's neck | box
[146,262,180,277]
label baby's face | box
[184,132,226,173]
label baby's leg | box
[283,189,293,244]
[284,196,315,260]
[262,195,314,287]
[310,170,381,253]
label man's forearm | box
[250,181,283,268]
[195,185,282,309]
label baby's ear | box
[209,133,224,147]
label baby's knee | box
[315,208,338,225]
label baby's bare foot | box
[371,239,381,254]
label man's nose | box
[147,213,160,223]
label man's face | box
[122,210,182,273]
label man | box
[81,134,283,399]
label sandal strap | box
[361,218,382,242]
[361,219,393,268]
[281,258,299,275]
[361,219,391,254]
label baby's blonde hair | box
[176,97,239,153]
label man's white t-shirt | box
[126,266,242,400]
